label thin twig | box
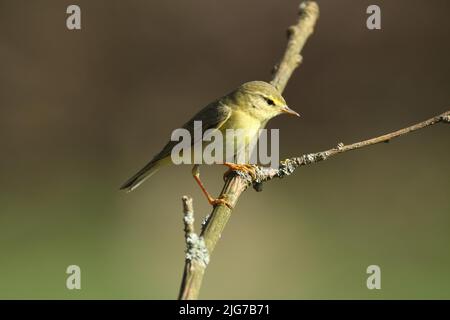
[271,1,319,92]
[178,196,209,300]
[252,111,450,184]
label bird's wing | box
[152,100,232,162]
[120,100,232,191]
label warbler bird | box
[120,81,299,207]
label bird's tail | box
[120,158,165,192]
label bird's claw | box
[208,195,233,209]
[223,162,257,180]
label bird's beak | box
[281,105,300,117]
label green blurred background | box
[0,0,449,299]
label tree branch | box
[178,196,209,300]
[178,1,320,300]
[270,1,319,92]
[252,111,450,185]
[177,0,449,299]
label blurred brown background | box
[0,0,449,299]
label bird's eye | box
[264,97,275,106]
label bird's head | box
[233,81,300,121]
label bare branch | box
[253,111,450,185]
[182,196,195,236]
[178,196,209,300]
[178,1,320,300]
[271,1,319,92]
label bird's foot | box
[208,195,233,209]
[223,162,257,181]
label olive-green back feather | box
[120,99,231,191]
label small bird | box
[120,81,299,207]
